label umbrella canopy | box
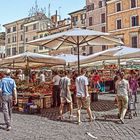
[54,54,86,63]
[0,52,66,69]
[28,28,124,73]
[70,47,122,66]
[114,46,140,58]
[71,46,140,68]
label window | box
[12,47,16,55]
[25,26,28,32]
[89,46,93,54]
[131,16,139,26]
[131,36,138,48]
[33,36,37,40]
[99,1,102,8]
[8,38,10,43]
[12,36,16,42]
[13,26,16,32]
[40,34,43,38]
[7,28,11,33]
[25,38,28,42]
[102,45,106,51]
[33,49,36,53]
[131,0,136,8]
[19,47,24,54]
[73,16,78,26]
[20,25,23,30]
[20,35,23,41]
[74,47,77,53]
[89,17,93,26]
[82,46,86,51]
[44,33,48,37]
[116,19,122,29]
[33,24,36,30]
[116,2,121,12]
[102,26,106,32]
[86,5,90,12]
[12,36,14,42]
[39,46,43,50]
[91,4,94,10]
[81,14,84,20]
[101,13,105,23]
[6,48,11,56]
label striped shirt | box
[60,76,71,97]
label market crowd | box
[0,68,139,131]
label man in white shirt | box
[76,68,94,123]
[40,71,45,83]
[52,71,61,107]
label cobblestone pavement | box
[0,93,140,140]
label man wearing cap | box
[0,69,17,131]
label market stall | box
[0,52,66,113]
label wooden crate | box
[43,96,52,108]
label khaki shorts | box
[77,96,91,109]
[60,96,72,104]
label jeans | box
[2,95,13,127]
[52,85,60,107]
[117,95,128,120]
[133,93,137,103]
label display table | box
[16,93,52,113]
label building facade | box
[68,7,86,29]
[107,0,140,48]
[37,18,71,55]
[0,32,6,58]
[3,13,53,56]
[86,0,107,53]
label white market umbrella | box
[28,28,123,73]
[54,54,86,63]
[70,47,122,66]
[0,52,66,69]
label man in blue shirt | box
[0,69,17,131]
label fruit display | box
[17,82,53,95]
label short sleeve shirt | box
[76,75,89,97]
[0,76,16,95]
[60,76,71,97]
[116,79,129,96]
[53,75,61,85]
[40,74,45,82]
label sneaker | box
[78,120,82,125]
[6,126,11,131]
[120,119,124,124]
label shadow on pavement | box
[91,100,117,112]
[96,114,119,124]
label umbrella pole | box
[118,56,121,70]
[13,60,15,68]
[77,37,80,75]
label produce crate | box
[43,95,52,108]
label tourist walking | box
[59,71,73,119]
[129,73,139,103]
[52,71,61,107]
[0,69,17,131]
[115,72,129,124]
[76,68,94,124]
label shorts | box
[77,96,91,109]
[60,96,72,104]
